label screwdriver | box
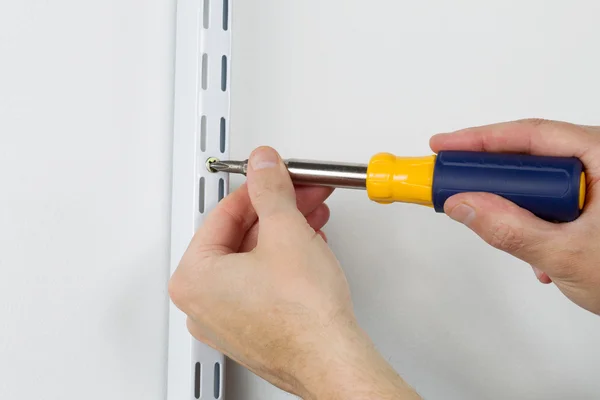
[207,151,587,223]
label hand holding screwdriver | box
[209,139,586,224]
[170,119,600,400]
[172,147,422,400]
[207,119,600,314]
[430,119,600,315]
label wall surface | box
[2,1,600,400]
[228,1,600,399]
[0,1,175,399]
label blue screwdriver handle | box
[432,151,586,223]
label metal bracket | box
[168,0,231,399]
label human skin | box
[169,146,422,399]
[431,119,600,316]
[169,119,600,399]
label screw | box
[206,157,220,173]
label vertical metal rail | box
[168,0,231,399]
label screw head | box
[206,157,220,172]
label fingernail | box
[250,147,278,170]
[449,203,476,225]
[534,268,553,284]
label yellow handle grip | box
[366,152,587,220]
[366,153,436,206]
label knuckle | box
[264,179,289,193]
[517,118,590,136]
[251,188,271,206]
[588,126,600,139]
[254,180,289,200]
[168,272,188,309]
[262,212,304,234]
[168,260,206,312]
[518,118,553,128]
[487,221,525,253]
[517,118,581,134]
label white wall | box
[228,1,600,399]
[0,1,175,399]
[2,1,600,400]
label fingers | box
[189,147,333,257]
[246,146,299,219]
[317,231,328,242]
[295,185,334,213]
[191,183,258,256]
[445,192,563,268]
[430,119,600,167]
[239,203,331,252]
[433,120,600,285]
[532,266,552,284]
[238,187,333,252]
[305,204,331,231]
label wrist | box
[297,320,421,400]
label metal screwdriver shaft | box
[208,158,368,189]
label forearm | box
[313,353,421,400]
[299,325,421,400]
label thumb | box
[246,146,298,219]
[444,192,562,268]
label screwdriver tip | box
[206,158,248,175]
[209,161,229,172]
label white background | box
[2,1,600,400]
